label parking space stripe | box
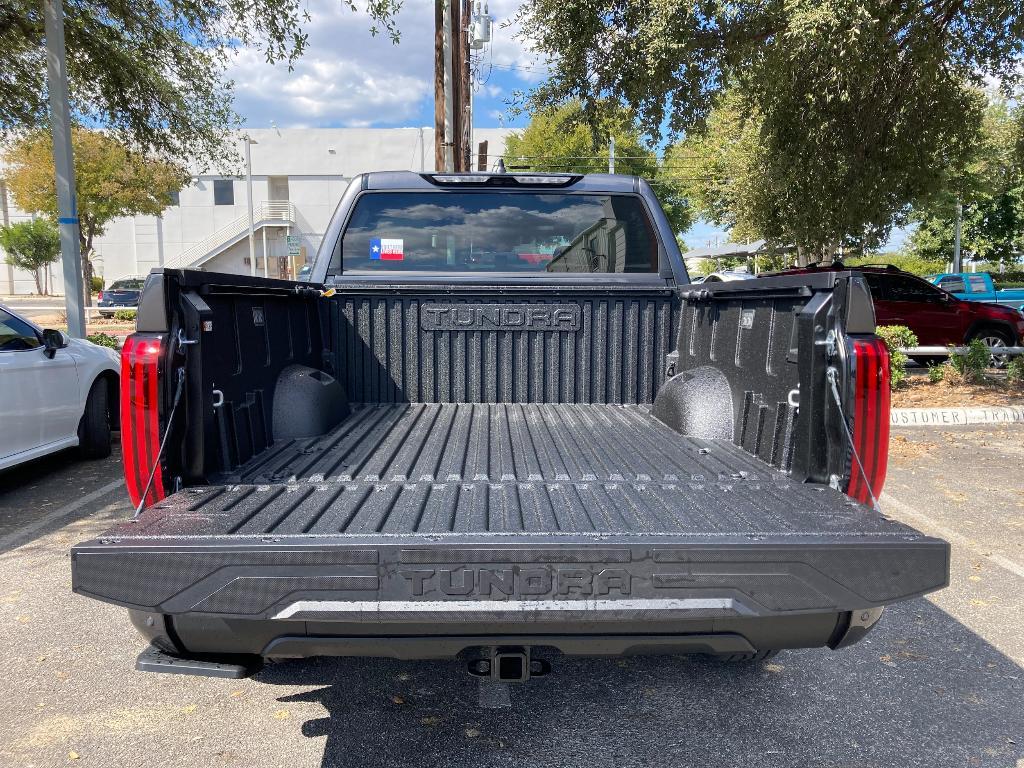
[882,492,1024,580]
[0,478,125,552]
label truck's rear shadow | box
[258,599,1022,767]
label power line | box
[487,61,549,73]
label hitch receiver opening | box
[468,647,551,683]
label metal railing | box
[162,200,295,269]
[901,345,1024,357]
[7,305,113,319]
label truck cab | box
[930,272,1024,312]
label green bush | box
[950,338,990,383]
[86,332,120,349]
[1006,356,1024,384]
[927,364,944,383]
[90,275,104,293]
[875,325,918,390]
[113,308,137,322]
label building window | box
[168,190,180,206]
[213,179,234,206]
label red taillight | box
[120,333,167,509]
[97,291,103,301]
[846,338,890,504]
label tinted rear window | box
[109,279,144,290]
[334,192,659,274]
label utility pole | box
[477,140,488,172]
[953,199,963,273]
[43,0,85,337]
[459,0,472,172]
[434,1,451,171]
[608,135,615,174]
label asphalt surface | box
[0,427,1021,768]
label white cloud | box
[485,0,549,82]
[226,0,542,128]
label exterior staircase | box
[163,201,295,269]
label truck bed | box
[132,403,891,537]
[73,403,948,627]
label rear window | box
[109,279,144,290]
[334,192,659,274]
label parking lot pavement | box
[0,427,1021,768]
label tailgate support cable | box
[826,367,882,514]
[132,366,186,521]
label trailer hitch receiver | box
[468,647,551,683]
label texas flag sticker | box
[370,237,404,261]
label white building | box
[0,127,512,294]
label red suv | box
[781,265,1024,363]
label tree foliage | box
[504,101,693,235]
[907,100,1024,265]
[0,0,402,169]
[0,218,60,294]
[2,128,188,302]
[516,0,1022,261]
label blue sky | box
[226,0,908,251]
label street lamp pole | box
[953,199,962,273]
[245,136,258,277]
[43,0,86,337]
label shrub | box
[1007,356,1024,384]
[86,332,120,349]
[875,325,918,390]
[90,275,104,293]
[113,308,137,322]
[927,364,944,384]
[949,339,990,383]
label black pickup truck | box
[72,172,949,681]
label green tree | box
[0,1,402,168]
[907,100,1024,266]
[3,128,189,304]
[504,101,693,234]
[517,0,1016,263]
[663,92,770,245]
[0,218,60,295]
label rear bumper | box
[71,533,949,624]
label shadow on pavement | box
[0,441,126,553]
[257,599,1022,768]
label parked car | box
[0,305,119,471]
[702,270,757,282]
[97,277,145,317]
[779,264,1024,365]
[928,272,1024,311]
[72,172,947,681]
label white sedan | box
[0,304,120,471]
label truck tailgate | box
[72,404,948,622]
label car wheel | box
[969,327,1013,368]
[78,379,112,459]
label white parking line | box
[882,493,1024,580]
[0,478,125,552]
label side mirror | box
[41,328,68,359]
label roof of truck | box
[361,170,643,193]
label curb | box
[890,406,1024,428]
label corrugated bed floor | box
[129,404,914,538]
